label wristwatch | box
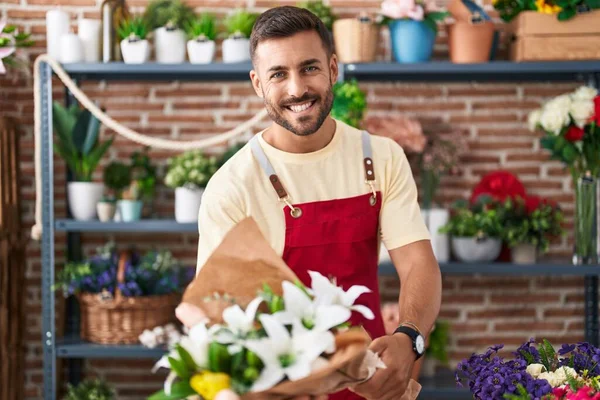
[394,325,425,360]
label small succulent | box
[223,9,259,38]
[117,15,149,41]
[184,13,218,41]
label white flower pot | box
[512,243,537,264]
[67,182,104,220]
[422,208,450,263]
[120,37,150,64]
[451,237,502,263]
[222,37,250,63]
[187,39,215,64]
[154,27,186,63]
[97,202,116,222]
[175,187,204,223]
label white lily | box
[152,321,215,395]
[274,281,351,332]
[212,297,264,354]
[308,270,375,320]
[244,314,335,392]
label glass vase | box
[573,173,599,265]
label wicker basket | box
[333,16,380,63]
[77,251,181,344]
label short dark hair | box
[250,6,334,64]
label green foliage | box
[62,378,115,400]
[209,342,233,373]
[503,383,530,400]
[143,0,196,31]
[103,161,131,197]
[493,0,600,22]
[117,15,149,40]
[183,13,218,41]
[423,11,450,36]
[426,320,450,365]
[52,102,113,182]
[223,9,259,38]
[130,148,157,202]
[164,150,219,189]
[331,79,367,129]
[297,0,336,30]
[539,339,558,373]
[439,197,504,239]
[147,381,196,400]
[0,23,34,73]
[259,283,285,314]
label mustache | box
[280,94,319,107]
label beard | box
[262,82,334,137]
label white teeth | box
[289,101,313,113]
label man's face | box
[250,30,338,136]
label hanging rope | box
[31,54,269,241]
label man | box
[195,6,442,400]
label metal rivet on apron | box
[290,207,303,218]
[369,195,376,206]
[366,159,372,165]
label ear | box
[249,69,263,99]
[329,53,339,85]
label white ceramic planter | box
[422,208,450,263]
[187,39,215,64]
[512,243,537,264]
[120,37,150,64]
[175,187,204,223]
[222,37,250,63]
[154,27,186,63]
[67,182,104,220]
[451,237,502,263]
[97,202,116,222]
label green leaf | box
[427,11,450,21]
[82,112,101,155]
[3,25,16,34]
[84,136,114,180]
[562,144,578,163]
[176,344,197,372]
[148,381,196,400]
[423,17,438,36]
[208,342,232,373]
[168,356,191,380]
[558,7,577,20]
[72,109,93,154]
[52,101,77,152]
[586,0,600,8]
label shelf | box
[57,60,600,82]
[55,219,197,233]
[56,336,167,358]
[378,261,600,276]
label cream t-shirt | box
[195,119,430,273]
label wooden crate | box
[507,10,600,61]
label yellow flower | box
[190,372,232,400]
[535,0,562,13]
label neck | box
[262,117,336,154]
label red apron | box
[250,130,386,400]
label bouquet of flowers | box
[456,338,600,399]
[492,0,599,22]
[150,218,422,400]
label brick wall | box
[0,0,588,398]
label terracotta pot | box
[447,20,496,63]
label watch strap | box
[394,326,424,360]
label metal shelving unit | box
[40,60,600,400]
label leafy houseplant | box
[184,13,218,64]
[0,18,34,76]
[52,102,113,221]
[165,150,219,223]
[62,378,115,400]
[493,0,600,22]
[118,15,151,64]
[331,79,367,129]
[221,9,259,63]
[426,320,449,366]
[297,0,337,31]
[130,148,157,205]
[143,0,195,63]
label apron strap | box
[361,131,377,206]
[250,135,302,218]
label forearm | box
[390,240,442,337]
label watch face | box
[415,335,425,354]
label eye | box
[304,66,318,72]
[271,71,285,79]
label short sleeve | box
[196,191,246,275]
[379,141,431,251]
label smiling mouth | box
[284,100,316,114]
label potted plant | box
[164,150,219,223]
[380,0,449,63]
[102,160,131,221]
[297,0,336,41]
[118,180,143,222]
[421,320,450,378]
[331,79,367,129]
[439,196,504,263]
[117,14,151,64]
[96,195,116,222]
[221,9,258,63]
[63,378,115,400]
[52,102,113,221]
[502,196,565,264]
[0,18,34,75]
[130,148,158,218]
[184,13,217,64]
[143,0,195,63]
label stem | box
[421,169,439,210]
[573,170,598,264]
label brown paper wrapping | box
[181,217,421,399]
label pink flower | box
[0,18,16,75]
[364,115,426,153]
[381,0,425,20]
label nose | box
[287,72,308,99]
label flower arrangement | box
[455,338,600,399]
[164,150,219,190]
[332,79,367,129]
[53,242,194,298]
[380,0,449,35]
[439,196,505,240]
[493,0,599,22]
[0,17,33,75]
[149,270,381,400]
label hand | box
[214,389,327,400]
[349,334,415,400]
[175,302,207,328]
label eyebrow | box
[267,58,322,73]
